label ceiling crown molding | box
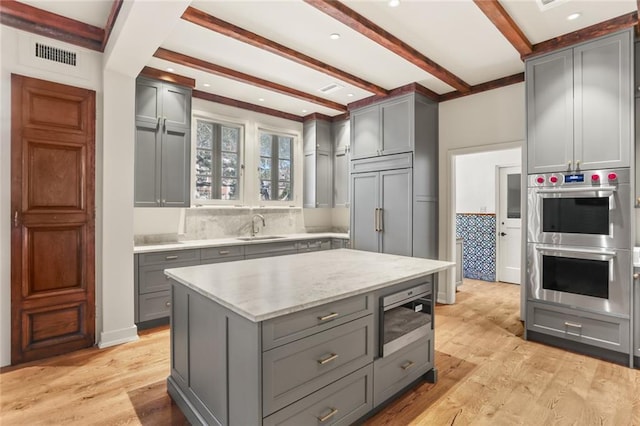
[304,0,471,93]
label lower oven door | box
[527,243,631,316]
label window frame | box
[255,125,300,207]
[191,113,245,206]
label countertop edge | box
[165,261,453,323]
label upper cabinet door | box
[574,31,631,171]
[351,105,380,159]
[381,96,413,156]
[526,49,574,174]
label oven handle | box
[536,245,616,261]
[534,186,616,195]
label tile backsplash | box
[456,213,496,282]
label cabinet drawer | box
[200,245,244,261]
[139,291,171,322]
[297,239,331,252]
[373,333,433,407]
[262,294,373,350]
[138,249,199,266]
[262,315,374,416]
[527,302,630,353]
[245,241,298,257]
[263,365,373,426]
[139,260,200,294]
[331,239,349,249]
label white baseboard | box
[98,325,139,349]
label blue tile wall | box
[456,214,496,282]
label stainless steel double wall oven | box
[527,168,632,316]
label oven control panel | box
[528,168,629,187]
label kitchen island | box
[165,249,453,425]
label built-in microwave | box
[527,168,631,249]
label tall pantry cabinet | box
[350,92,438,258]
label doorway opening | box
[447,142,525,318]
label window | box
[258,131,293,201]
[195,119,242,201]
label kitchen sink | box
[236,235,286,241]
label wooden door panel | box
[27,141,84,210]
[11,74,95,365]
[27,225,84,295]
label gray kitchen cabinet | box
[351,166,412,257]
[350,92,438,260]
[527,30,632,174]
[350,95,414,160]
[303,119,332,208]
[527,301,630,354]
[635,41,640,98]
[332,118,350,208]
[297,238,331,252]
[635,98,640,207]
[634,268,640,366]
[331,238,350,249]
[134,77,192,207]
[245,241,299,259]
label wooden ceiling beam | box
[439,72,524,102]
[304,0,471,93]
[182,6,388,96]
[525,11,637,60]
[154,48,347,112]
[193,90,304,122]
[101,0,124,51]
[0,0,104,51]
[139,66,195,89]
[473,0,532,56]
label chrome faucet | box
[251,214,265,237]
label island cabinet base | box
[167,272,439,426]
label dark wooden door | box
[11,74,95,364]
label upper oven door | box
[528,181,631,249]
[527,243,631,316]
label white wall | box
[455,148,521,214]
[438,83,525,303]
[0,26,104,366]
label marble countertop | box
[165,249,454,323]
[134,232,349,254]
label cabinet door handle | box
[379,208,384,232]
[575,160,580,170]
[634,273,639,280]
[317,353,339,365]
[401,361,415,370]
[219,250,230,255]
[564,321,582,329]
[567,160,572,171]
[165,255,179,260]
[317,408,338,423]
[163,116,167,131]
[165,301,171,307]
[374,208,379,231]
[318,312,339,321]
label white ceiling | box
[15,0,640,117]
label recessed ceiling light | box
[347,93,354,97]
[258,98,265,102]
[567,12,581,21]
[302,109,307,113]
[166,67,174,72]
[329,33,340,40]
[203,83,210,87]
[388,0,400,7]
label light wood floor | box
[2,279,639,425]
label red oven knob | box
[591,174,600,182]
[549,176,558,183]
[608,172,617,181]
[536,176,544,184]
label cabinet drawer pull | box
[401,361,415,370]
[318,312,339,322]
[564,321,582,329]
[317,408,338,423]
[165,255,179,260]
[219,250,230,255]
[317,353,339,365]
[165,301,171,307]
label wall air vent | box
[318,83,344,94]
[35,42,77,66]
[536,0,569,11]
